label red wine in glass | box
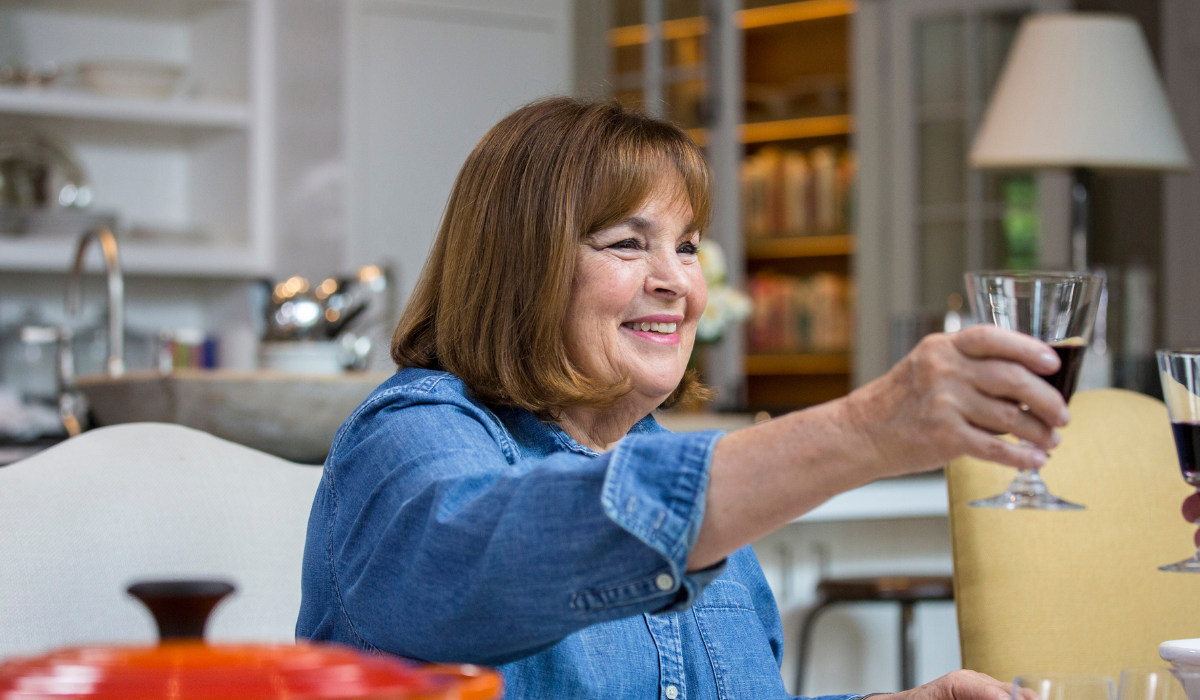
[1172,421,1200,487]
[1158,348,1200,572]
[1043,338,1087,403]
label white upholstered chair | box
[0,423,322,658]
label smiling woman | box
[299,97,1071,700]
[391,99,711,421]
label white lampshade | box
[970,13,1189,170]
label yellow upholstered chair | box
[947,389,1199,682]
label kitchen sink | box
[76,369,390,463]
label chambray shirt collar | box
[490,404,668,459]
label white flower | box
[697,284,752,343]
[698,239,727,286]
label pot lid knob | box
[126,580,235,642]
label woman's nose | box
[645,249,692,298]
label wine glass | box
[1156,349,1200,572]
[965,271,1105,510]
[1013,674,1115,700]
[1119,668,1188,700]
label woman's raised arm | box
[687,325,1070,570]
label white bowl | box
[1161,639,1200,669]
[1160,640,1200,700]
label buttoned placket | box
[644,612,687,700]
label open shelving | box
[0,0,273,277]
[609,0,856,411]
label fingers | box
[960,391,1060,451]
[960,424,1048,470]
[953,326,1060,376]
[1183,492,1200,523]
[942,669,1012,700]
[969,358,1070,430]
[1001,683,1040,700]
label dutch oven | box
[0,580,501,700]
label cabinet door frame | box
[854,0,1068,385]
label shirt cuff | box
[600,429,725,611]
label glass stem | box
[1008,468,1050,497]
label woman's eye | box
[678,242,699,255]
[609,239,641,251]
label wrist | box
[836,383,889,479]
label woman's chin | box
[629,369,687,401]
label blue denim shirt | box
[298,368,860,700]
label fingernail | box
[1059,408,1071,426]
[1031,451,1048,468]
[1049,430,1061,448]
[1041,351,1058,368]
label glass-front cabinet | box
[856,0,1068,383]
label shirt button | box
[655,573,674,591]
[665,685,679,699]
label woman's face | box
[564,180,707,403]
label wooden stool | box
[795,575,955,693]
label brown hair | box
[391,97,714,416]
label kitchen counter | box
[797,472,948,522]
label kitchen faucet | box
[65,225,124,377]
[57,226,124,435]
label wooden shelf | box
[686,113,852,146]
[608,0,854,47]
[745,234,853,260]
[745,352,851,375]
[0,87,249,129]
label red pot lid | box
[0,582,501,700]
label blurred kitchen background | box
[2,0,1198,694]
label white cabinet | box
[344,0,572,301]
[0,0,274,276]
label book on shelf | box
[747,272,855,354]
[741,145,855,238]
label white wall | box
[344,0,574,303]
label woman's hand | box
[874,670,1032,700]
[844,325,1070,479]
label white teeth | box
[624,321,678,334]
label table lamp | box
[969,12,1190,271]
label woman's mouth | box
[619,320,681,344]
[621,321,677,334]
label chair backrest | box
[0,423,322,658]
[947,389,1199,681]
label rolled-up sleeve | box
[317,382,726,666]
[600,431,727,613]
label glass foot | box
[967,469,1085,510]
[1159,556,1200,573]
